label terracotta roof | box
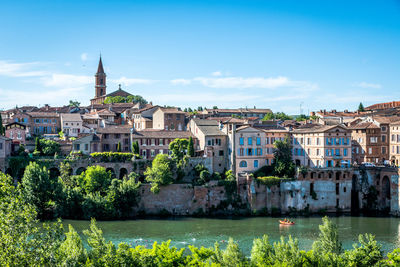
[371,116,400,124]
[131,129,193,139]
[203,108,272,114]
[292,124,349,133]
[97,125,132,134]
[158,107,186,114]
[97,109,116,116]
[316,110,366,117]
[26,112,60,118]
[192,118,226,136]
[349,122,379,130]
[366,101,400,111]
[61,113,82,121]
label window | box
[382,135,386,143]
[307,138,311,145]
[239,137,244,145]
[85,144,89,150]
[104,134,109,139]
[370,137,378,143]
[265,137,269,144]
[256,148,262,156]
[239,160,247,167]
[115,134,120,139]
[151,139,155,146]
[248,137,252,145]
[208,140,211,146]
[343,148,348,156]
[151,150,155,157]
[219,150,224,156]
[254,160,259,168]
[381,126,387,132]
[74,144,80,150]
[316,138,320,145]
[239,148,244,156]
[247,148,253,155]
[382,147,386,154]
[368,147,372,154]
[159,139,164,146]
[0,143,2,150]
[316,149,320,156]
[256,137,261,145]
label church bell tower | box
[95,56,106,98]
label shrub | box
[256,176,292,188]
[144,154,173,194]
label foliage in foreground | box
[1,170,397,266]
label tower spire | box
[97,55,105,73]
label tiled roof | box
[158,107,186,114]
[292,124,349,133]
[349,122,379,130]
[371,116,400,124]
[192,118,226,136]
[106,88,132,98]
[97,125,132,134]
[366,101,400,111]
[61,113,82,121]
[26,112,60,118]
[203,108,272,114]
[131,129,193,139]
[97,109,116,116]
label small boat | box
[279,220,295,225]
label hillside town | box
[1,57,400,216]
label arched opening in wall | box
[106,168,116,178]
[311,172,315,179]
[328,172,332,179]
[76,167,86,176]
[351,174,359,214]
[375,174,380,186]
[295,159,301,166]
[49,167,60,180]
[119,168,128,179]
[382,175,391,211]
[318,173,322,179]
[336,172,341,181]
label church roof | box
[106,88,132,98]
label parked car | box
[361,162,376,167]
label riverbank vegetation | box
[0,170,398,266]
[20,162,141,220]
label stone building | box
[188,118,228,173]
[27,112,60,136]
[350,122,384,164]
[72,134,100,154]
[131,129,193,159]
[390,120,400,166]
[96,125,132,152]
[153,107,186,131]
[292,124,351,168]
[4,122,27,153]
[200,108,271,119]
[234,126,266,175]
[61,113,85,137]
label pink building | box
[5,122,27,154]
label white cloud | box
[113,76,154,86]
[170,79,192,85]
[0,60,49,77]
[80,53,88,61]
[41,74,92,87]
[211,71,222,77]
[353,82,382,89]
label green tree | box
[221,238,247,266]
[262,112,275,121]
[0,113,4,135]
[272,236,304,266]
[144,154,173,193]
[34,136,42,155]
[106,177,141,218]
[343,233,383,266]
[132,140,140,154]
[358,102,365,112]
[40,138,61,156]
[22,162,60,218]
[69,100,81,108]
[81,165,113,194]
[169,138,189,169]
[0,172,64,266]
[213,106,218,109]
[225,169,236,181]
[312,216,342,265]
[117,141,122,152]
[187,136,194,157]
[57,224,87,265]
[251,235,273,266]
[272,137,295,177]
[295,114,309,121]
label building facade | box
[292,125,351,168]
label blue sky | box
[0,0,399,114]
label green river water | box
[65,216,400,255]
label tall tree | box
[117,142,121,152]
[132,140,140,154]
[358,102,365,112]
[273,137,295,177]
[144,154,173,193]
[187,136,194,157]
[0,113,4,135]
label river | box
[65,216,400,255]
